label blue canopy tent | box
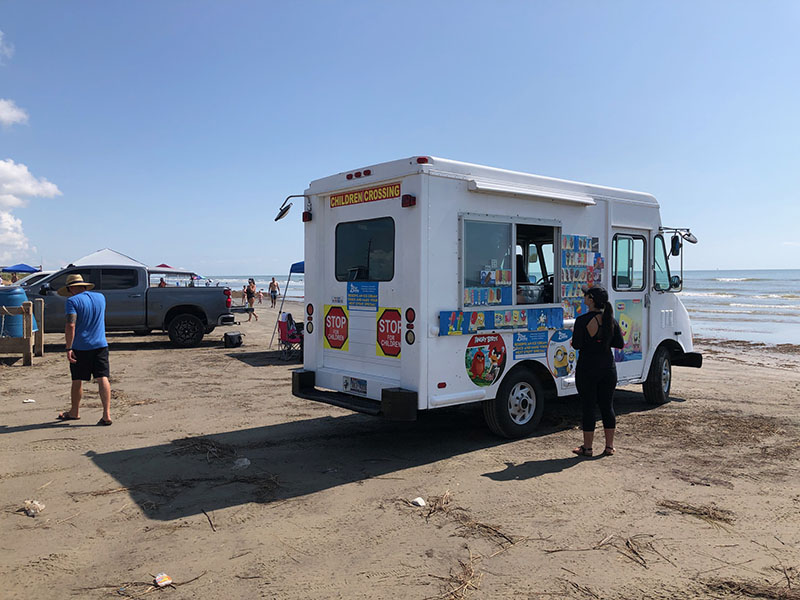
[2,263,39,273]
[270,261,304,349]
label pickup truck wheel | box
[168,314,204,348]
[483,368,544,439]
[643,346,671,405]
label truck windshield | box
[335,217,395,281]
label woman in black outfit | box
[571,286,624,457]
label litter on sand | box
[232,458,251,471]
[23,398,36,403]
[411,497,427,507]
[154,573,173,587]
[22,499,45,517]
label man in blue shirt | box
[55,274,113,425]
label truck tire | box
[643,346,671,405]
[205,326,216,335]
[168,314,204,348]
[483,368,545,439]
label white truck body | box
[292,156,701,437]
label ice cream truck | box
[286,156,702,438]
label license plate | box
[344,376,367,395]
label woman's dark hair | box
[585,286,614,346]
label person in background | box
[10,273,18,284]
[55,274,113,426]
[257,289,263,304]
[246,278,258,322]
[571,285,623,457]
[158,277,167,287]
[269,277,280,308]
[241,285,248,305]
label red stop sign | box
[377,308,402,357]
[324,306,348,349]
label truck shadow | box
[44,336,223,353]
[85,389,677,521]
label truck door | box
[322,213,403,387]
[99,268,146,328]
[610,229,649,383]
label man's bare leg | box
[97,377,112,422]
[68,380,83,418]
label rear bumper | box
[673,351,702,368]
[292,369,418,421]
[217,313,236,326]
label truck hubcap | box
[508,382,535,425]
[661,362,671,394]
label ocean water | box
[208,275,305,301]
[680,269,800,346]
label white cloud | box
[0,159,61,263]
[0,98,29,126]
[0,31,13,64]
[782,241,800,247]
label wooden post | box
[34,298,44,357]
[22,301,33,366]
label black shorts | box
[70,347,110,381]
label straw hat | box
[57,274,95,297]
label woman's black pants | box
[576,367,617,432]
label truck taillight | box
[302,211,312,222]
[223,288,232,308]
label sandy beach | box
[2,304,799,599]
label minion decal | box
[465,334,507,387]
[547,329,575,378]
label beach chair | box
[278,313,303,361]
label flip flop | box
[602,446,616,456]
[56,412,80,421]
[96,418,113,426]
[572,445,593,457]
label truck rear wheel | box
[643,346,671,405]
[483,369,544,439]
[168,314,204,348]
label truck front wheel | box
[483,369,544,439]
[168,314,204,348]
[643,346,671,405]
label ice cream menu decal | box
[561,234,604,320]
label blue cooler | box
[0,286,39,337]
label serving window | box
[335,217,395,282]
[462,218,558,308]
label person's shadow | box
[482,457,589,481]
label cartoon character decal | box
[614,300,643,362]
[465,334,507,387]
[547,328,575,378]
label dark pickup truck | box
[27,265,235,347]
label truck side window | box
[48,269,96,292]
[612,234,646,291]
[653,235,671,291]
[463,221,513,307]
[335,217,395,282]
[99,268,139,290]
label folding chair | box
[278,313,303,361]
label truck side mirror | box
[670,234,681,256]
[670,275,681,289]
[39,283,52,295]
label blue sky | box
[1,1,798,274]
